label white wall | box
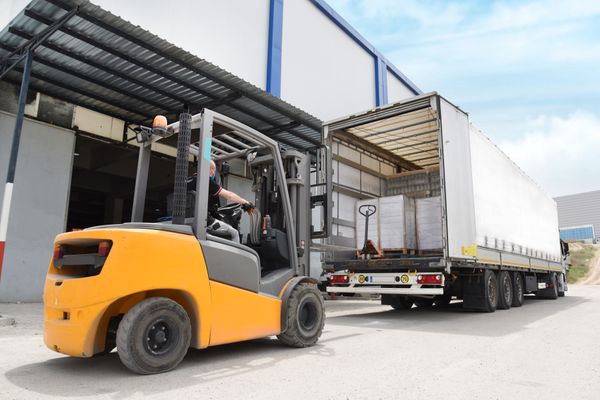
[94,0,270,90]
[0,0,29,30]
[281,0,376,120]
[0,112,75,302]
[387,72,415,103]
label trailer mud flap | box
[462,270,496,311]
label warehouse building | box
[555,190,600,243]
[0,0,421,301]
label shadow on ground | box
[4,335,343,398]
[327,294,587,337]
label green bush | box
[567,245,597,283]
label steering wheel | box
[217,203,241,215]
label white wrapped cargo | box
[355,199,379,249]
[416,196,443,250]
[379,195,416,250]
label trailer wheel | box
[482,270,498,312]
[381,294,413,310]
[434,294,452,308]
[536,273,558,300]
[116,297,191,374]
[278,283,325,348]
[557,273,566,297]
[511,272,524,307]
[496,271,513,310]
[414,298,435,308]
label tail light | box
[417,274,443,285]
[98,241,111,257]
[53,245,63,260]
[330,274,349,284]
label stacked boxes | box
[355,195,442,251]
[416,196,443,250]
[379,195,416,250]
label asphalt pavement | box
[1,285,599,400]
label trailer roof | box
[325,93,444,171]
[0,0,322,151]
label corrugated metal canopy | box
[0,0,322,151]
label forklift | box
[43,108,330,374]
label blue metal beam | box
[375,57,388,106]
[266,0,284,97]
[309,0,422,96]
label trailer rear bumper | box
[327,286,444,295]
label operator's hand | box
[242,202,255,213]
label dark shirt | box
[208,178,222,222]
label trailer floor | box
[1,285,599,400]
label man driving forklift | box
[192,159,253,242]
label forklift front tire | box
[278,283,324,348]
[116,297,191,374]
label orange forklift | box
[44,109,330,374]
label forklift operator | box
[205,160,250,242]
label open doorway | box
[66,134,177,230]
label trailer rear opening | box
[321,93,568,312]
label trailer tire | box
[537,273,558,300]
[482,270,498,312]
[414,298,435,308]
[116,297,191,374]
[278,283,325,348]
[511,272,524,307]
[434,294,452,308]
[382,294,413,310]
[496,271,513,310]
[557,273,566,297]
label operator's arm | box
[219,188,249,205]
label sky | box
[327,0,600,197]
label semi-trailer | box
[321,92,568,312]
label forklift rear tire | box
[278,283,325,348]
[116,297,191,374]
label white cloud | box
[498,111,600,197]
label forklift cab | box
[131,108,328,294]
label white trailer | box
[322,93,569,312]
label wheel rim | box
[488,276,497,306]
[144,318,178,356]
[298,298,318,333]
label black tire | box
[381,294,413,310]
[496,271,513,310]
[511,272,524,307]
[434,294,452,308]
[537,273,558,300]
[414,298,435,308]
[482,270,498,313]
[278,283,325,348]
[557,273,566,297]
[116,297,191,374]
